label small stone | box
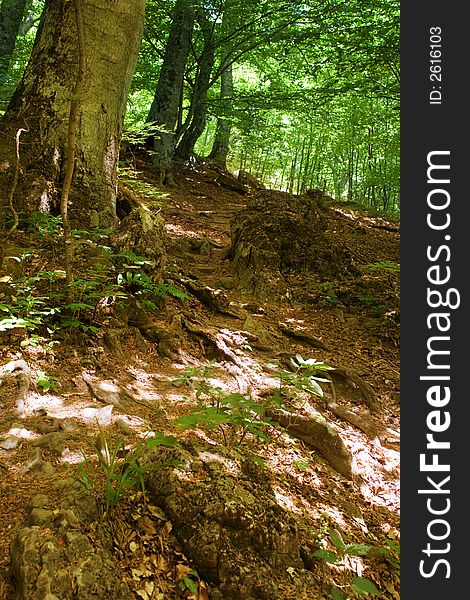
[27,508,53,527]
[60,418,80,432]
[32,432,68,454]
[28,494,50,510]
[21,447,43,473]
[116,419,134,436]
[35,417,62,434]
[0,435,20,450]
[39,462,56,476]
[55,509,80,530]
[199,240,211,257]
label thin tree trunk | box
[207,61,233,166]
[0,0,145,228]
[175,10,216,161]
[146,0,194,183]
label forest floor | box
[0,158,400,599]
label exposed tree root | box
[278,322,330,350]
[328,366,379,412]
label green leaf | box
[313,549,339,563]
[304,378,324,397]
[145,433,178,448]
[331,587,348,600]
[351,577,380,596]
[182,576,198,593]
[344,543,372,557]
[329,529,346,552]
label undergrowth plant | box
[366,260,400,273]
[312,513,400,599]
[173,355,332,447]
[173,361,278,446]
[35,370,61,393]
[0,214,187,339]
[272,354,333,404]
[77,428,179,517]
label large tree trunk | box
[0,0,29,94]
[0,0,145,229]
[174,11,215,162]
[208,62,233,166]
[146,0,194,184]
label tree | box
[0,0,29,91]
[174,7,216,161]
[0,0,146,229]
[145,0,194,184]
[207,61,233,166]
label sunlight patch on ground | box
[274,489,298,513]
[316,504,349,529]
[164,223,201,238]
[7,426,39,440]
[125,366,165,403]
[60,448,86,465]
[23,391,64,415]
[197,451,240,476]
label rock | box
[0,359,31,416]
[0,434,20,450]
[229,190,358,302]
[34,417,62,434]
[199,240,211,257]
[21,447,43,473]
[60,418,80,432]
[218,275,236,290]
[10,526,132,600]
[39,462,56,476]
[270,410,353,479]
[10,481,132,600]
[31,432,69,454]
[28,494,50,510]
[27,508,54,527]
[142,439,311,599]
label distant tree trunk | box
[207,62,233,166]
[146,0,194,184]
[175,10,215,161]
[0,0,29,89]
[0,0,145,228]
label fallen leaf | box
[131,568,143,580]
[137,516,158,535]
[144,581,155,595]
[198,581,210,600]
[176,564,193,581]
[162,520,173,537]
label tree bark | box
[0,0,29,91]
[0,0,145,229]
[207,61,233,166]
[146,0,194,184]
[174,10,216,162]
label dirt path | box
[0,160,400,599]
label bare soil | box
[0,158,400,600]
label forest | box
[0,1,400,599]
